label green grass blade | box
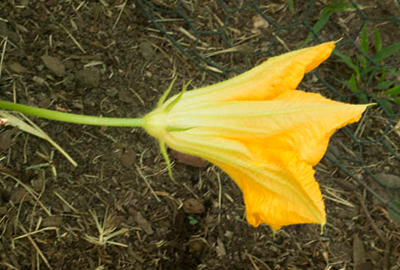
[361,24,368,54]
[287,0,295,13]
[375,80,394,90]
[387,69,400,75]
[372,42,400,62]
[374,27,382,52]
[304,10,331,45]
[376,98,394,114]
[349,74,359,93]
[383,85,400,95]
[392,97,400,105]
[333,50,359,74]
[325,2,356,13]
[377,68,386,84]
[304,2,356,45]
[359,65,375,79]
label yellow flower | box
[144,42,368,230]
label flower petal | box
[175,42,335,105]
[217,148,325,230]
[169,90,369,165]
[163,130,325,230]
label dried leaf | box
[375,173,400,189]
[252,14,269,29]
[9,62,27,73]
[120,148,136,168]
[10,187,30,204]
[128,207,153,235]
[41,55,65,76]
[216,238,226,258]
[42,216,63,227]
[170,149,209,168]
[0,111,77,166]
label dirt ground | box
[0,0,400,269]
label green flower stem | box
[0,100,145,127]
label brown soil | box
[0,0,399,269]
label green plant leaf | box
[343,75,368,102]
[361,24,368,54]
[188,216,198,225]
[372,42,400,62]
[388,200,400,226]
[387,69,400,75]
[377,68,386,85]
[342,80,352,90]
[383,85,400,95]
[392,97,400,105]
[375,80,394,90]
[286,0,295,13]
[359,65,375,79]
[349,74,359,93]
[355,53,364,64]
[333,50,359,75]
[304,11,331,45]
[304,2,356,45]
[325,2,356,13]
[377,97,394,114]
[374,27,382,52]
[360,25,369,68]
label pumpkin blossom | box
[143,42,369,230]
[0,42,369,231]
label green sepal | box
[271,228,276,240]
[166,126,192,132]
[159,141,177,184]
[157,76,177,108]
[165,80,193,112]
